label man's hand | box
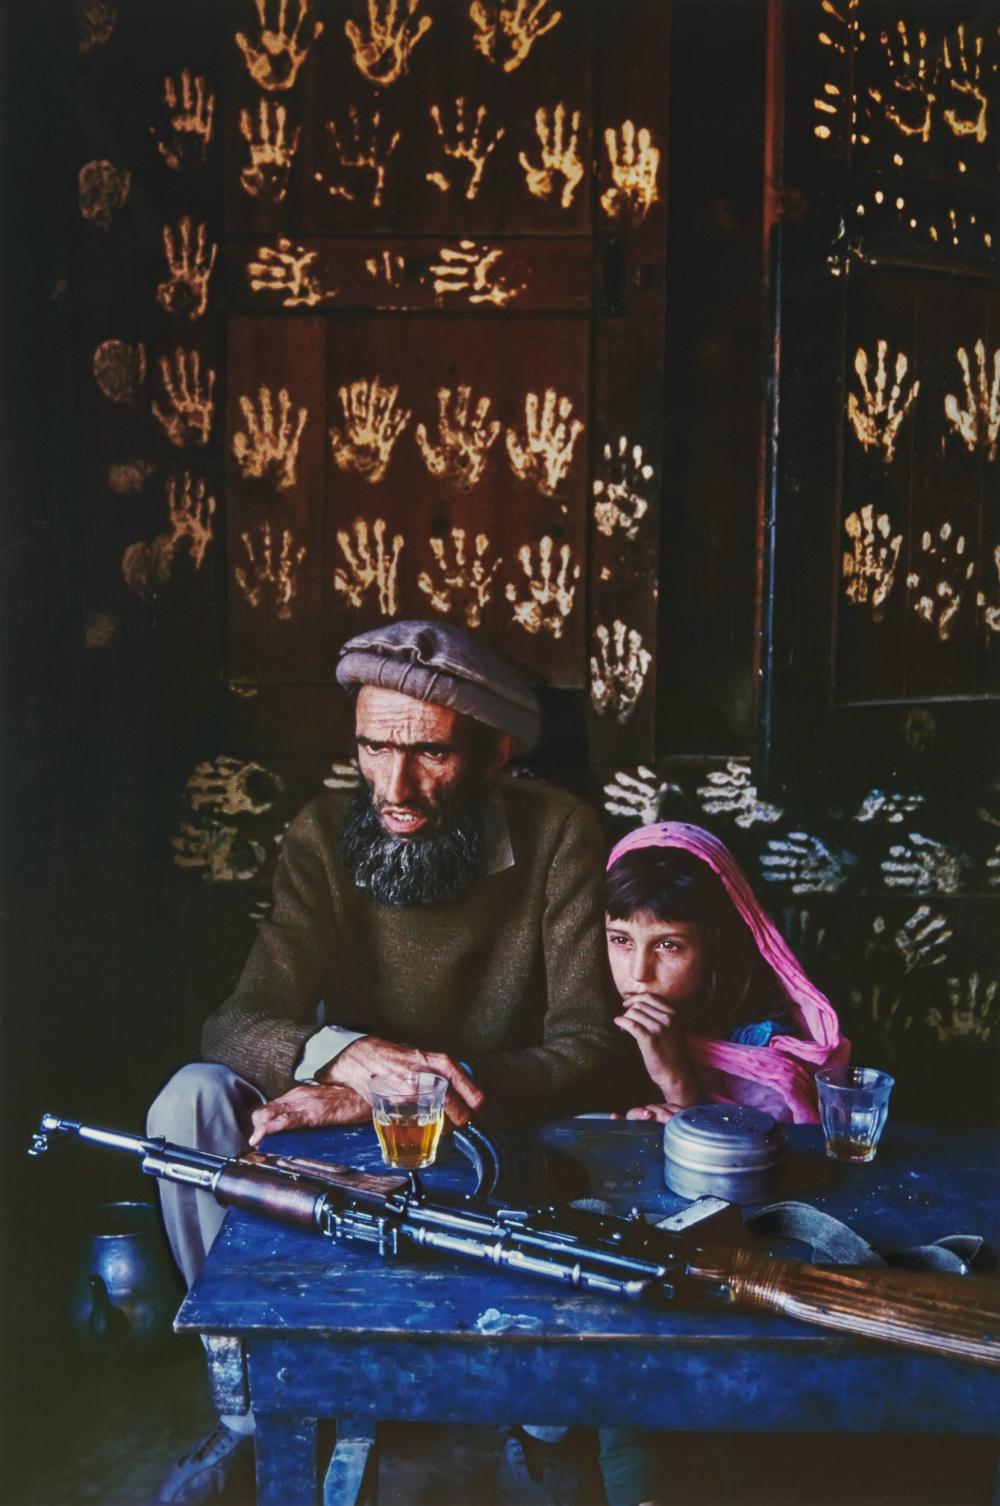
[614,996,699,1110]
[249,1083,370,1146]
[319,1035,485,1126]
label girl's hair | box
[603,846,782,1034]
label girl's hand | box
[625,1103,677,1123]
[614,994,700,1108]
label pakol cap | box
[336,619,541,750]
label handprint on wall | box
[93,340,146,405]
[988,844,1000,890]
[329,378,410,483]
[505,536,580,638]
[121,473,215,599]
[940,23,992,142]
[234,523,307,620]
[976,546,1000,633]
[944,341,1000,461]
[429,241,525,307]
[468,0,563,73]
[417,530,502,629]
[506,389,583,497]
[246,239,333,307]
[759,832,857,893]
[518,104,584,209]
[172,821,266,882]
[415,385,500,489]
[846,342,920,462]
[321,108,401,209]
[603,766,682,825]
[592,437,653,539]
[156,217,217,321]
[77,0,116,54]
[324,759,361,790]
[906,523,974,641]
[869,19,936,143]
[842,506,903,620]
[239,100,301,202]
[852,787,925,824]
[590,621,651,723]
[877,905,953,973]
[232,385,308,491]
[154,71,215,170]
[78,160,131,230]
[152,349,215,448]
[881,833,970,895]
[927,974,998,1043]
[365,250,406,287]
[333,518,404,615]
[601,121,661,222]
[108,460,154,494]
[236,0,323,92]
[696,760,784,829]
[344,0,432,88]
[427,99,505,200]
[186,755,285,816]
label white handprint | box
[881,833,969,895]
[852,788,925,824]
[927,974,998,1043]
[759,833,857,893]
[603,766,681,825]
[696,760,783,829]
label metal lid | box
[662,1104,786,1174]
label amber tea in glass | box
[816,1067,894,1163]
[370,1072,447,1171]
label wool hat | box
[336,620,541,750]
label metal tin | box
[662,1104,786,1203]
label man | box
[148,619,623,1503]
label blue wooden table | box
[175,1122,1000,1506]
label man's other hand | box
[248,1083,370,1146]
[319,1035,485,1126]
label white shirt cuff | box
[294,1025,368,1083]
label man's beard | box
[337,785,486,908]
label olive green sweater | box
[202,778,625,1117]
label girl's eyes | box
[607,934,681,952]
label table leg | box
[255,1413,319,1506]
[323,1419,378,1506]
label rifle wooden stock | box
[687,1245,1000,1367]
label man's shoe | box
[152,1422,254,1505]
[497,1427,600,1506]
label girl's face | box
[605,909,706,1012]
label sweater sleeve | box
[201,802,339,1100]
[470,799,626,1119]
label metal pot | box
[69,1201,179,1347]
[663,1104,786,1203]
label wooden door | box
[219,0,671,764]
[765,0,999,794]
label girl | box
[606,821,847,1125]
[598,822,847,1506]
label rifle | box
[30,1113,1000,1368]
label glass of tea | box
[369,1072,448,1171]
[816,1066,894,1163]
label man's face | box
[355,686,480,841]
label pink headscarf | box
[606,822,850,1124]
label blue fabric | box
[728,1014,787,1048]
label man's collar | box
[482,784,514,876]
